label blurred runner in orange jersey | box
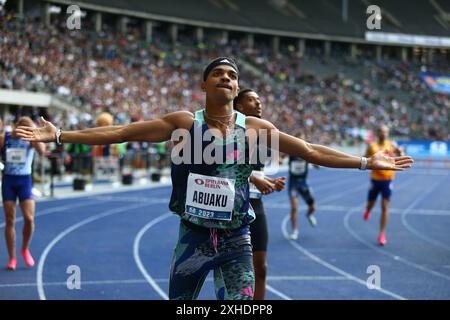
[92,112,114,157]
[363,125,404,246]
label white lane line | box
[0,201,99,229]
[37,202,150,300]
[265,204,450,216]
[265,284,293,300]
[281,215,406,300]
[400,176,450,252]
[89,196,169,204]
[267,175,367,202]
[34,181,172,202]
[344,208,450,281]
[133,212,172,300]
[1,275,349,288]
[133,213,298,301]
[342,175,450,281]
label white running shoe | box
[289,229,299,240]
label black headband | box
[203,57,239,81]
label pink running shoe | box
[7,258,17,270]
[378,233,387,246]
[21,249,35,267]
[363,210,371,221]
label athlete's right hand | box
[273,177,286,191]
[15,117,57,143]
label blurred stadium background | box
[0,0,448,192]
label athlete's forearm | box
[309,144,362,168]
[278,132,361,169]
[58,118,175,145]
[60,126,125,145]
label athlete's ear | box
[201,81,206,92]
[235,103,243,113]
[234,85,240,98]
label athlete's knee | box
[5,215,15,227]
[22,215,34,226]
[290,198,298,210]
[4,211,16,227]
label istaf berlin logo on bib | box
[291,160,306,175]
[7,148,27,164]
[185,173,235,221]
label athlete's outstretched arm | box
[247,117,413,171]
[15,112,193,145]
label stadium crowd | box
[1,13,449,146]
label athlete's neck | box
[204,101,234,118]
[378,138,386,145]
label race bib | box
[249,170,265,199]
[290,160,306,175]
[6,148,27,164]
[185,173,235,221]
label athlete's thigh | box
[214,253,255,300]
[380,180,392,200]
[368,180,381,201]
[297,180,312,201]
[169,223,212,300]
[17,175,33,203]
[2,176,17,202]
[249,200,268,252]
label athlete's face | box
[236,91,262,118]
[15,118,34,128]
[377,127,389,140]
[202,65,239,103]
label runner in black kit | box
[234,89,285,300]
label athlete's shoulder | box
[245,116,276,131]
[162,111,194,130]
[164,110,194,119]
[387,139,397,147]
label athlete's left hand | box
[16,117,57,143]
[368,150,414,171]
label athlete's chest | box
[372,142,393,155]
